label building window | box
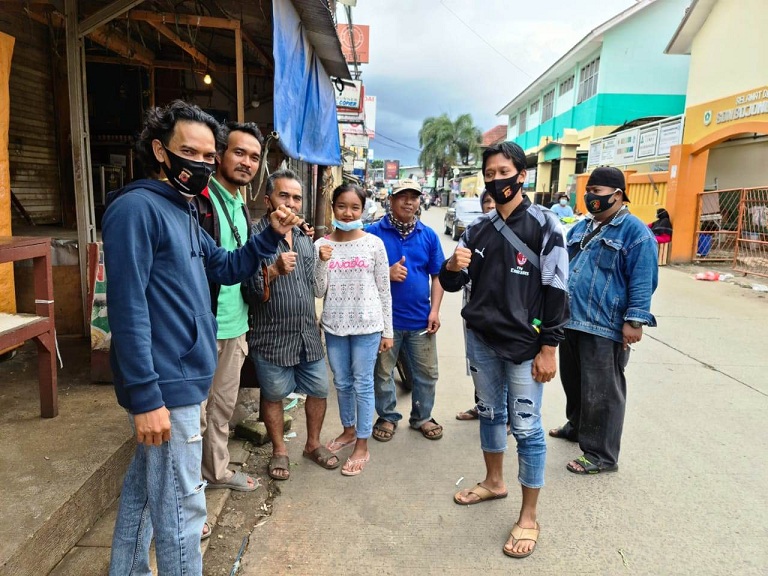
[530,100,539,114]
[518,109,527,134]
[559,75,574,94]
[541,89,555,122]
[509,116,516,128]
[577,57,600,103]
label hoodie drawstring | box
[187,203,205,260]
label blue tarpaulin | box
[272,1,341,166]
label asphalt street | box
[240,206,768,576]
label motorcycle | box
[421,194,431,211]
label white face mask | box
[559,198,568,206]
[332,217,364,231]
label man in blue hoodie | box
[102,100,299,576]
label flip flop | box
[456,407,479,420]
[454,483,508,505]
[419,418,443,440]
[341,452,370,477]
[325,437,356,453]
[302,446,342,470]
[372,419,397,442]
[268,454,290,481]
[503,522,540,559]
[566,455,619,475]
[207,470,258,492]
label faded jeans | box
[325,332,381,439]
[466,330,546,489]
[374,329,439,429]
[110,404,207,576]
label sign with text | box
[684,85,768,144]
[384,160,400,181]
[340,95,376,138]
[636,127,659,159]
[337,24,370,64]
[335,80,364,112]
[588,115,683,167]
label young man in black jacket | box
[439,142,569,559]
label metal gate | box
[695,187,768,277]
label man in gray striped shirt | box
[248,169,340,480]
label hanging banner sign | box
[335,80,364,112]
[636,127,659,159]
[337,24,370,64]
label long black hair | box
[135,100,223,177]
[331,183,366,207]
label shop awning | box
[272,0,344,166]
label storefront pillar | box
[667,143,709,263]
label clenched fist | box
[318,244,334,262]
[390,256,408,282]
[447,247,472,272]
[269,206,301,235]
[275,251,297,275]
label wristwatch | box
[628,320,643,329]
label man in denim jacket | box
[550,167,658,474]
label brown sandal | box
[454,483,508,505]
[419,418,443,440]
[302,446,341,469]
[372,419,397,442]
[503,522,540,558]
[268,454,290,481]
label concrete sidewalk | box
[239,208,768,576]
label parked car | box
[444,197,483,240]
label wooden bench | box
[0,236,58,417]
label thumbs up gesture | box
[390,256,408,282]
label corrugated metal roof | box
[290,0,352,79]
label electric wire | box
[438,0,534,78]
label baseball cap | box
[392,179,421,196]
[586,167,630,202]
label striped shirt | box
[249,216,324,366]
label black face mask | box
[485,174,523,205]
[162,146,214,197]
[584,190,620,215]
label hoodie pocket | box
[179,312,217,380]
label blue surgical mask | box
[333,217,364,231]
[559,198,568,206]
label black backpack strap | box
[490,212,540,270]
[209,185,243,247]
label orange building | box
[664,0,768,273]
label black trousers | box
[559,329,630,467]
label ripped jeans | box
[110,404,207,576]
[466,330,546,489]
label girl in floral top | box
[315,184,393,476]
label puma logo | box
[474,247,486,259]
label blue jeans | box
[466,330,546,489]
[374,329,438,428]
[325,332,380,439]
[110,405,207,576]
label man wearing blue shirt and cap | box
[367,179,446,442]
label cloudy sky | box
[338,0,637,166]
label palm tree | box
[453,114,482,166]
[418,114,455,186]
[418,113,482,186]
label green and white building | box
[497,0,691,201]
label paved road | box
[241,207,768,576]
